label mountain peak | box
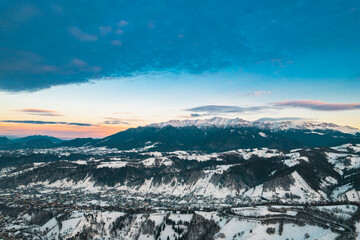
[12,135,64,144]
[253,119,359,134]
[148,117,252,129]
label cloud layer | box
[0,1,359,91]
[273,100,360,111]
[1,120,93,126]
[103,117,129,125]
[187,100,360,116]
[186,105,267,114]
[16,108,62,116]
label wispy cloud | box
[1,120,93,126]
[190,113,211,117]
[103,117,129,125]
[16,108,62,117]
[186,100,360,117]
[110,40,122,46]
[69,27,98,42]
[241,90,271,97]
[71,58,87,68]
[99,26,112,36]
[177,115,192,118]
[186,105,268,114]
[273,100,360,111]
[118,20,129,27]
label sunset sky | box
[1,0,360,139]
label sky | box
[0,0,360,139]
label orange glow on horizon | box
[0,123,130,139]
[0,117,359,140]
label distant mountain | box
[0,135,64,150]
[57,137,96,147]
[94,117,360,152]
[12,135,64,144]
[0,139,56,150]
[0,136,12,146]
[1,118,359,151]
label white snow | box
[97,161,127,168]
[258,132,267,137]
[326,152,360,173]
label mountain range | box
[1,118,360,239]
[0,135,64,150]
[1,117,359,151]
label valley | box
[1,118,360,239]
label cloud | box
[11,4,39,24]
[178,113,216,118]
[69,26,98,42]
[191,113,206,117]
[118,20,129,27]
[186,100,360,117]
[103,117,129,125]
[103,120,128,125]
[99,26,112,36]
[0,3,39,29]
[1,120,93,126]
[16,109,62,117]
[241,90,271,96]
[148,20,155,29]
[110,40,122,46]
[115,29,124,34]
[252,91,271,96]
[177,115,192,118]
[273,100,360,111]
[71,58,87,67]
[186,105,268,114]
[0,1,359,92]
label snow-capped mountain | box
[148,117,252,129]
[149,117,360,135]
[254,118,360,135]
[93,117,360,152]
[1,118,359,151]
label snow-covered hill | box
[2,144,360,239]
[3,205,359,239]
[2,144,360,204]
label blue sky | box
[0,0,360,138]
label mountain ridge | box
[148,117,360,134]
[93,117,360,152]
[1,118,359,151]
